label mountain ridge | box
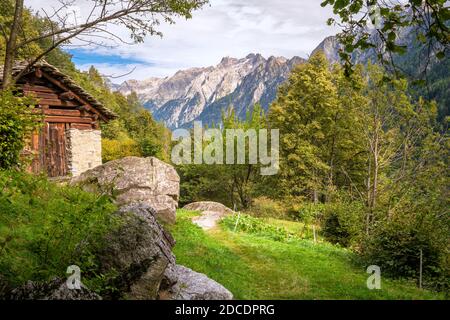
[115,53,306,129]
[112,26,449,129]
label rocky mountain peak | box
[115,53,305,129]
[311,36,341,63]
[219,56,239,66]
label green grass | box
[259,217,323,241]
[168,209,445,300]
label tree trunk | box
[313,189,319,205]
[366,123,380,235]
[2,0,24,88]
[371,133,379,210]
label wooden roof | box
[0,61,117,121]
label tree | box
[269,52,366,202]
[178,104,268,210]
[359,91,449,287]
[359,64,410,233]
[221,104,267,209]
[1,0,208,87]
[321,0,449,78]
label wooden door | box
[44,122,68,177]
[30,122,69,177]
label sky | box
[27,0,339,82]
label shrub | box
[320,201,365,248]
[139,137,162,158]
[322,212,351,247]
[245,197,287,219]
[0,170,119,291]
[102,136,141,162]
[294,203,326,223]
[361,214,449,292]
[246,197,314,221]
[221,214,300,242]
[0,90,40,169]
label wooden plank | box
[39,123,48,175]
[70,123,94,130]
[60,91,75,100]
[30,131,40,174]
[42,109,82,117]
[37,98,81,107]
[40,71,107,121]
[24,91,60,100]
[22,84,57,93]
[57,123,68,176]
[45,115,95,124]
[19,75,48,86]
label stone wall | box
[66,129,102,176]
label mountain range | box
[115,53,306,129]
[113,31,449,129]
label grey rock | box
[311,36,342,64]
[71,156,180,224]
[183,201,234,215]
[159,264,233,300]
[97,203,176,300]
[184,202,234,230]
[7,278,101,300]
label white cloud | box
[26,0,339,82]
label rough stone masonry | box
[66,128,102,176]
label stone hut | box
[0,61,117,177]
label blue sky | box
[28,0,339,82]
[67,49,153,66]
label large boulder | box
[97,203,176,300]
[183,202,234,215]
[71,156,180,224]
[7,278,101,300]
[159,264,233,300]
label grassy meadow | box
[168,210,445,300]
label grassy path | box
[168,210,444,300]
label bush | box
[320,201,365,248]
[361,215,449,292]
[294,203,326,222]
[0,170,119,291]
[246,197,316,221]
[102,136,141,162]
[139,137,162,158]
[221,214,300,242]
[0,90,40,169]
[245,197,288,219]
[322,212,351,247]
